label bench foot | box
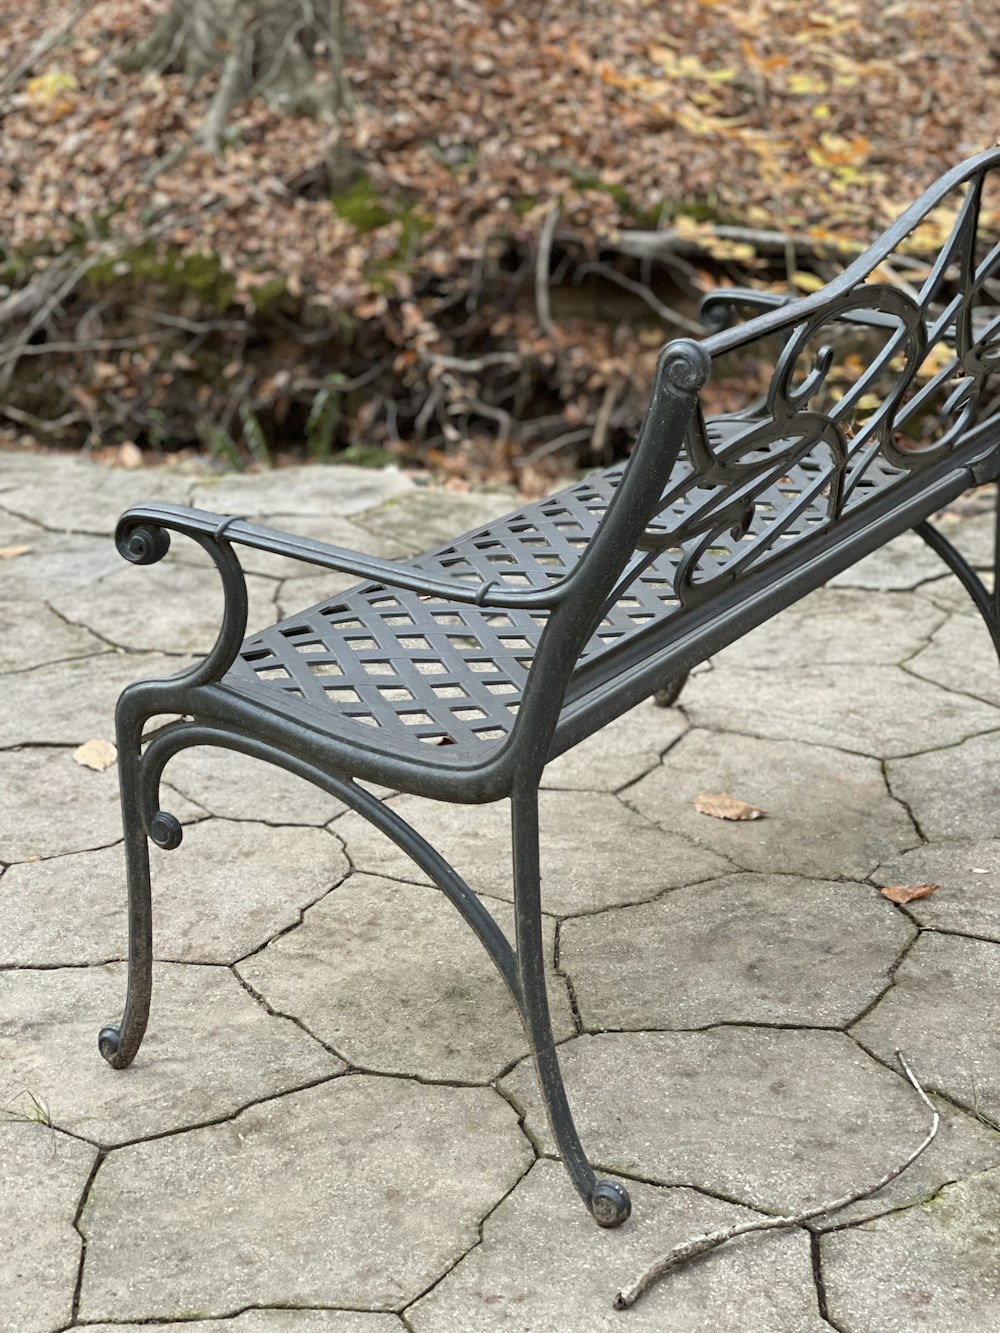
[653,673,689,708]
[590,1179,632,1227]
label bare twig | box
[536,203,560,336]
[591,376,621,459]
[575,261,704,336]
[614,1051,939,1312]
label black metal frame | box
[97,150,1000,1228]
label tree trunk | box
[123,0,352,182]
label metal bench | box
[98,148,1000,1228]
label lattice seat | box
[224,427,907,765]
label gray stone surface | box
[191,463,414,518]
[333,789,733,915]
[916,571,994,618]
[887,730,1000,842]
[238,873,572,1081]
[872,840,1000,941]
[0,963,342,1144]
[0,651,182,747]
[683,662,1000,757]
[79,1078,531,1319]
[357,486,520,553]
[852,931,1000,1125]
[712,587,944,670]
[81,1316,403,1333]
[275,570,365,618]
[0,821,348,966]
[821,1168,1000,1332]
[0,1121,97,1333]
[502,1028,1000,1221]
[49,560,279,654]
[1,458,197,534]
[560,873,914,1029]
[409,1159,828,1332]
[906,610,1000,707]
[0,530,122,602]
[0,748,137,862]
[0,602,107,675]
[541,700,687,792]
[828,529,948,590]
[162,744,347,825]
[625,729,916,880]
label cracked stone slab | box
[409,1159,828,1333]
[332,790,732,915]
[80,1316,404,1333]
[827,529,951,590]
[821,1167,1000,1332]
[625,730,915,880]
[0,821,349,966]
[49,560,279,655]
[238,873,572,1082]
[79,1078,531,1319]
[0,651,186,747]
[887,731,1000,842]
[276,570,367,619]
[191,463,414,518]
[916,571,994,618]
[1,459,197,535]
[682,663,1000,757]
[872,840,1000,941]
[906,611,1000,707]
[541,700,687,792]
[711,588,945,670]
[0,602,107,676]
[0,1121,97,1333]
[167,511,411,581]
[852,931,1000,1126]
[560,873,914,1030]
[357,486,520,554]
[501,1028,1000,1222]
[0,963,342,1145]
[0,531,123,603]
[0,747,203,863]
[162,744,347,825]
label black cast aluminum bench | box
[99,149,1000,1228]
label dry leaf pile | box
[1,1,998,470]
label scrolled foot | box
[590,1179,631,1228]
[98,1025,129,1068]
[149,810,183,850]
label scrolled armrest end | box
[116,517,172,566]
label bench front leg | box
[511,782,631,1227]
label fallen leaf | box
[0,545,32,559]
[693,792,767,821]
[73,739,118,772]
[118,440,143,469]
[880,883,940,904]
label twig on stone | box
[613,1050,939,1312]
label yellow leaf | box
[792,272,825,292]
[73,739,118,773]
[26,70,78,104]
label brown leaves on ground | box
[880,883,941,905]
[693,792,767,821]
[72,738,118,772]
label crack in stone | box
[71,1147,107,1323]
[877,757,927,846]
[841,927,923,1031]
[229,965,352,1065]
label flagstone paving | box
[2,450,1000,1332]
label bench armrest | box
[116,502,568,611]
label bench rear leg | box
[915,501,1000,661]
[652,672,689,708]
[97,692,157,1069]
[511,782,631,1227]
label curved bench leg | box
[915,513,1000,661]
[653,672,689,708]
[97,690,156,1070]
[511,782,631,1228]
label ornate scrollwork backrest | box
[617,149,1000,610]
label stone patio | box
[2,449,1000,1332]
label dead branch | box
[575,261,704,336]
[614,1051,939,1312]
[536,203,559,336]
[611,224,863,266]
